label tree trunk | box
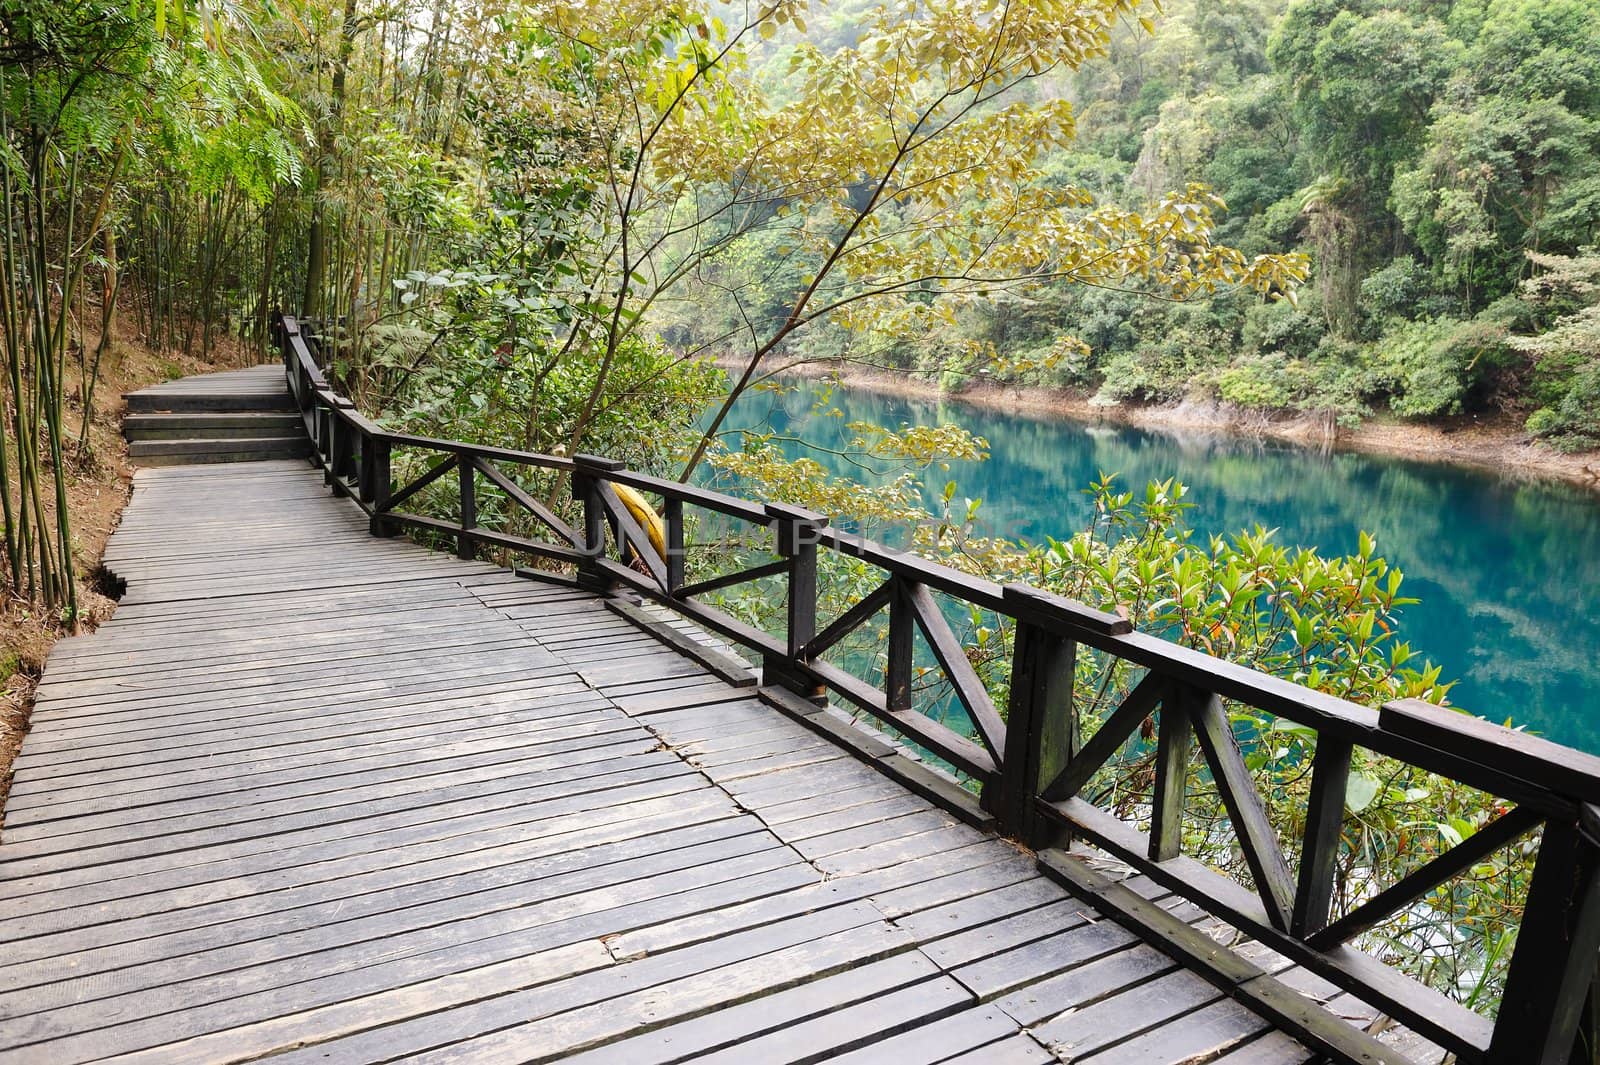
[304,0,360,317]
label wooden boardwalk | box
[0,456,1353,1064]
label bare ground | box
[0,318,260,823]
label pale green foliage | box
[1514,248,1600,449]
[1214,353,1302,409]
[1370,318,1474,418]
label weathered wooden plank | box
[6,702,622,830]
[939,1033,1056,1064]
[12,663,589,772]
[756,779,919,826]
[0,761,703,936]
[823,1004,1022,1065]
[1,863,825,1064]
[916,896,1094,971]
[185,904,896,1065]
[9,683,609,799]
[0,745,685,903]
[949,915,1141,999]
[990,942,1176,1026]
[2,728,656,865]
[1031,967,1226,1058]
[556,953,944,1065]
[668,977,973,1065]
[790,809,969,863]
[0,818,765,1007]
[605,848,1041,963]
[1209,1031,1319,1065]
[1075,996,1272,1064]
[0,790,737,974]
[770,792,930,842]
[0,852,817,1059]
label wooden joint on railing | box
[1000,582,1133,638]
[764,502,828,556]
[761,502,826,697]
[571,454,623,592]
[1291,735,1353,938]
[1149,686,1192,862]
[998,617,1077,846]
[457,458,477,561]
[664,497,685,593]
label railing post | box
[886,576,913,714]
[1292,735,1353,937]
[1491,805,1600,1064]
[358,430,374,504]
[457,455,477,561]
[327,401,356,491]
[315,406,331,474]
[368,436,394,538]
[1149,681,1191,861]
[665,497,685,594]
[278,314,297,379]
[334,399,358,484]
[572,454,624,593]
[997,586,1078,846]
[762,502,827,701]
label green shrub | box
[1359,256,1428,323]
[1242,297,1326,360]
[1527,362,1600,451]
[1369,317,1471,417]
[1215,353,1300,408]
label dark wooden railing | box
[277,313,1600,1065]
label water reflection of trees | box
[721,380,1600,748]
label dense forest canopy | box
[664,0,1600,451]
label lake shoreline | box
[750,359,1600,496]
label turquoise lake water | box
[716,379,1600,753]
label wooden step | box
[125,391,298,413]
[126,436,313,465]
[123,413,305,441]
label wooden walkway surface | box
[0,453,1350,1062]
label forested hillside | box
[666,0,1600,449]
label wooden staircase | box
[123,365,310,465]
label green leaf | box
[1345,772,1381,814]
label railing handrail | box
[271,311,1600,1065]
